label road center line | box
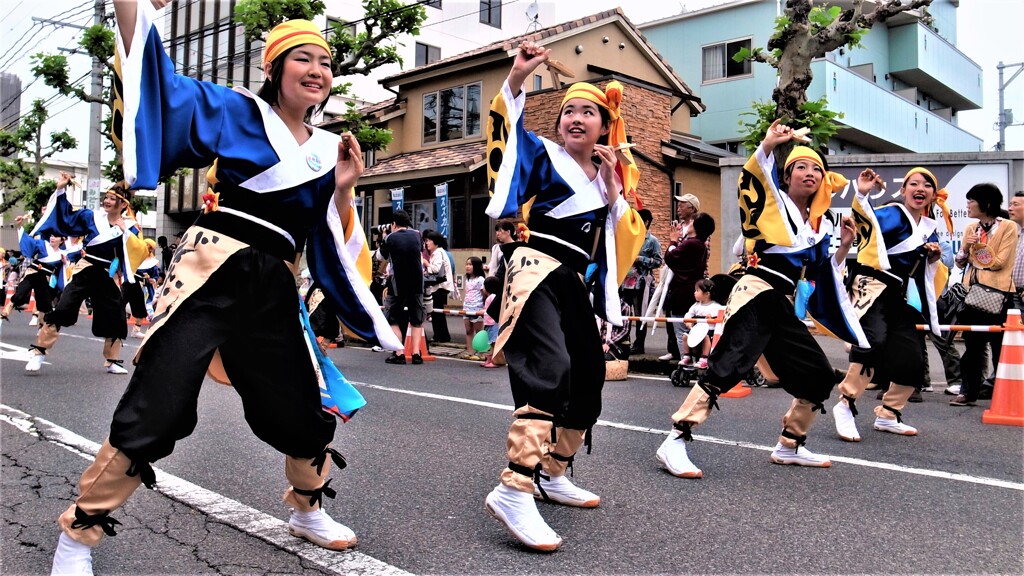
[357,382,1024,492]
[0,404,413,576]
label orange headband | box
[263,20,332,69]
[904,167,952,234]
[784,146,848,232]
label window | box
[415,42,441,67]
[423,82,483,144]
[480,0,502,28]
[533,74,543,91]
[326,16,357,42]
[702,38,751,82]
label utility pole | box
[31,0,106,207]
[997,60,1023,152]
[88,0,105,209]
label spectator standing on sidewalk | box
[951,184,1019,406]
[622,208,662,355]
[381,209,426,365]
[423,230,456,343]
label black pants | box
[44,264,126,339]
[849,289,926,390]
[503,266,605,430]
[11,270,57,313]
[707,289,836,405]
[959,305,1005,402]
[122,279,148,320]
[109,248,336,464]
[429,288,451,342]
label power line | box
[0,7,93,71]
[0,0,92,69]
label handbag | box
[937,282,967,323]
[423,272,446,287]
[964,267,1007,315]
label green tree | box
[234,0,429,149]
[735,0,932,161]
[2,0,425,217]
[0,99,77,216]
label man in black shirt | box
[379,209,425,364]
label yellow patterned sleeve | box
[615,208,645,286]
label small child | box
[481,276,501,368]
[682,278,724,369]
[461,256,485,360]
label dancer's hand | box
[56,171,72,190]
[593,143,620,207]
[856,168,885,195]
[335,133,364,194]
[508,41,550,96]
[839,215,856,248]
[762,119,796,154]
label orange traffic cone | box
[983,309,1024,426]
[403,326,435,362]
[708,309,751,399]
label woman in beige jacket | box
[951,183,1018,406]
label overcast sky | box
[2,0,1021,166]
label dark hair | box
[1014,191,1024,198]
[157,236,168,247]
[781,151,829,191]
[966,183,1004,218]
[423,229,448,249]
[638,208,653,226]
[256,45,330,123]
[692,212,716,241]
[553,103,612,146]
[391,209,412,228]
[483,275,501,295]
[495,220,517,238]
[696,278,714,294]
[466,256,484,278]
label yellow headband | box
[904,167,953,234]
[784,146,848,232]
[263,20,332,70]
[559,81,641,206]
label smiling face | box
[48,235,63,248]
[783,160,824,201]
[269,44,333,116]
[101,191,125,216]
[901,173,936,216]
[556,97,609,156]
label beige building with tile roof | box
[327,8,736,277]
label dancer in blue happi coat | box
[51,2,401,574]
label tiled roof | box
[361,140,487,181]
[379,7,700,110]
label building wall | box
[639,0,981,154]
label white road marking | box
[358,382,1024,492]
[0,404,413,576]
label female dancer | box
[23,174,147,375]
[1,226,63,323]
[832,167,950,440]
[124,238,162,338]
[657,120,866,478]
[50,1,401,573]
[483,40,644,551]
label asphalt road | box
[2,315,1022,575]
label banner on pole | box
[434,182,449,238]
[390,188,404,213]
